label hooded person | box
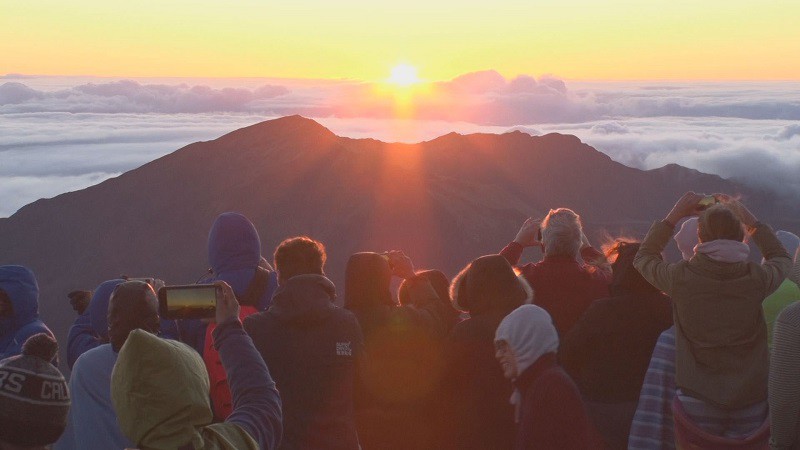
[560,241,673,449]
[178,212,278,353]
[244,236,362,450]
[65,278,125,368]
[0,266,56,362]
[437,254,532,450]
[112,281,282,450]
[495,305,596,450]
[55,280,161,450]
[0,334,69,449]
[634,193,792,440]
[344,253,454,450]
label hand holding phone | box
[214,281,239,324]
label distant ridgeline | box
[1,115,796,367]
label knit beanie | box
[0,333,70,446]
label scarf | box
[694,239,750,263]
[495,304,559,421]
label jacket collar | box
[514,352,558,391]
[268,274,337,324]
[687,253,749,279]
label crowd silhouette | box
[0,192,799,450]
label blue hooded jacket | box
[67,278,180,369]
[179,212,278,353]
[66,279,125,369]
[0,265,55,360]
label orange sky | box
[1,0,799,81]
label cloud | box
[590,122,629,134]
[775,124,800,140]
[0,80,289,114]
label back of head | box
[0,334,69,447]
[0,265,39,329]
[541,208,582,258]
[399,269,451,306]
[450,255,531,316]
[494,305,559,375]
[108,281,160,352]
[674,217,699,261]
[88,279,126,341]
[208,212,263,300]
[274,236,326,284]
[344,252,393,309]
[698,204,744,243]
[607,241,659,296]
[111,329,211,449]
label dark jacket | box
[439,255,531,450]
[0,265,56,362]
[561,243,673,403]
[244,275,363,450]
[514,353,595,450]
[343,254,455,450]
[66,279,124,369]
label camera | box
[158,284,219,320]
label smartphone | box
[697,195,719,211]
[158,284,218,320]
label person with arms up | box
[500,208,611,336]
[634,192,791,443]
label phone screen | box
[159,285,217,320]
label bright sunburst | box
[387,64,420,87]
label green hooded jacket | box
[111,329,258,450]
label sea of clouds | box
[1,72,798,217]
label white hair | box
[541,208,582,258]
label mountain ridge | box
[1,115,796,367]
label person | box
[178,212,278,354]
[244,236,362,450]
[500,208,611,336]
[66,278,124,369]
[0,333,70,449]
[55,280,162,450]
[202,213,279,420]
[438,254,532,450]
[495,304,597,449]
[397,269,461,333]
[67,290,92,315]
[762,231,800,346]
[344,252,455,449]
[560,240,672,449]
[111,280,282,450]
[0,266,57,362]
[634,192,792,439]
[768,250,800,450]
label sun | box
[387,64,420,87]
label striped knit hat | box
[0,333,70,446]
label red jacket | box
[514,353,603,450]
[500,242,611,336]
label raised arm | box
[500,218,543,266]
[789,247,800,286]
[66,312,100,369]
[634,192,704,294]
[213,281,282,450]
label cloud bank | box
[2,74,799,217]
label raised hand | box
[514,217,543,248]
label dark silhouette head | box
[107,281,160,352]
[698,204,744,243]
[274,236,326,284]
[344,252,393,309]
[398,269,451,307]
[606,240,659,296]
[450,254,532,316]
